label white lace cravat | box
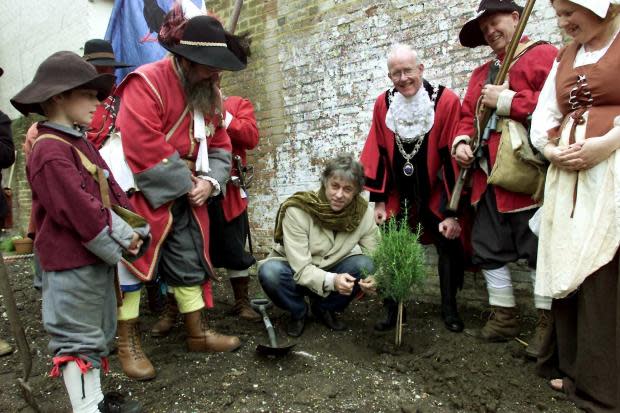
[385,87,435,141]
[193,108,211,174]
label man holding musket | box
[452,0,556,356]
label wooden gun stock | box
[448,168,469,212]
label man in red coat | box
[83,39,133,149]
[208,95,261,321]
[112,12,246,380]
[452,0,557,356]
[360,44,466,333]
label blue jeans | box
[258,255,375,320]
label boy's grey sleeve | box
[83,225,125,266]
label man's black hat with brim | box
[83,39,132,68]
[158,15,245,71]
[11,51,114,116]
[459,0,524,48]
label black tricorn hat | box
[83,39,132,68]
[11,51,114,116]
[459,0,524,48]
[158,15,245,71]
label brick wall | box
[2,1,564,299]
[209,0,563,257]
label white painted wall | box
[0,0,114,119]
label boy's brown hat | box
[11,51,114,116]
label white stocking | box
[62,361,103,413]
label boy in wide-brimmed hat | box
[451,0,557,357]
[11,51,150,413]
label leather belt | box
[184,159,196,172]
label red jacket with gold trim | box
[115,57,232,281]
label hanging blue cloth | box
[105,0,203,83]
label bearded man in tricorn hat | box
[112,6,247,380]
[451,0,557,356]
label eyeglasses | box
[388,68,418,80]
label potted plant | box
[12,230,33,255]
[371,215,427,346]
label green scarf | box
[273,186,368,244]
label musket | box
[448,0,537,212]
[227,0,244,33]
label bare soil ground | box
[0,258,578,413]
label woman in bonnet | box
[530,0,620,410]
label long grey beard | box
[186,80,217,114]
[179,69,217,115]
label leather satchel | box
[487,118,547,200]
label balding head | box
[387,44,419,71]
[386,43,424,98]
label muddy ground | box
[0,258,578,413]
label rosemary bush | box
[371,215,427,303]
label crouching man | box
[258,154,380,337]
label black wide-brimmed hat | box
[11,51,114,116]
[459,0,524,48]
[158,15,245,71]
[0,67,3,77]
[83,39,132,68]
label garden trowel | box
[250,298,295,357]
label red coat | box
[115,58,232,281]
[221,96,259,222]
[86,87,118,149]
[360,84,462,221]
[455,39,558,212]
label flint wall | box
[3,1,564,306]
[211,0,562,302]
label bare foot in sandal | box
[549,378,563,392]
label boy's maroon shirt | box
[27,123,132,271]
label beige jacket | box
[260,205,380,297]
